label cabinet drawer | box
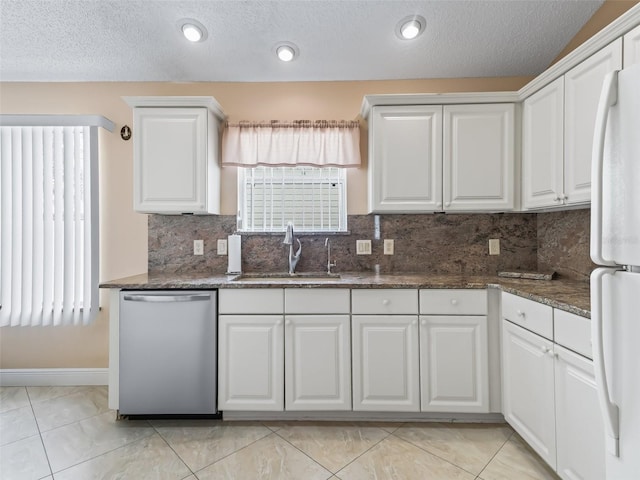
[420,289,487,315]
[219,289,284,314]
[501,292,553,340]
[554,309,592,359]
[352,289,418,315]
[285,289,350,314]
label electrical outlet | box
[217,239,228,255]
[489,238,500,255]
[356,239,372,255]
[193,239,204,255]
[384,239,394,255]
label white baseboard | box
[223,411,505,423]
[0,368,108,386]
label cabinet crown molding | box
[360,2,640,119]
[123,96,226,120]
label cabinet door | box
[443,104,514,211]
[218,315,284,411]
[133,107,208,213]
[555,344,605,480]
[368,105,443,212]
[624,24,640,67]
[522,77,565,209]
[285,315,351,411]
[564,39,622,205]
[502,320,556,469]
[352,315,420,411]
[420,315,489,413]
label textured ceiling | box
[0,0,605,82]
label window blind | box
[0,123,101,326]
[238,166,347,233]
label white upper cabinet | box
[522,39,622,209]
[564,39,622,205]
[443,104,515,211]
[367,102,515,213]
[522,77,565,209]
[125,96,225,214]
[368,105,443,212]
[624,24,640,67]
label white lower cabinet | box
[218,314,284,411]
[284,314,351,411]
[420,315,489,412]
[502,319,557,468]
[502,292,605,480]
[352,315,420,412]
[554,344,605,480]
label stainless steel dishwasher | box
[119,290,217,415]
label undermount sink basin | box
[232,272,341,282]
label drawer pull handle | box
[285,320,291,326]
[541,346,549,354]
[517,310,525,317]
[451,299,459,306]
[412,319,417,326]
[382,299,390,306]
[276,319,283,326]
[421,319,427,326]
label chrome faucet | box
[283,222,302,274]
[325,237,337,274]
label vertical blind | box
[0,123,101,326]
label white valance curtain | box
[0,115,112,326]
[222,120,361,168]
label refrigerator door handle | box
[590,70,619,267]
[591,267,620,456]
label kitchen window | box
[237,166,347,233]
[0,115,113,326]
[223,119,360,233]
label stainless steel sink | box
[231,272,341,282]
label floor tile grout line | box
[389,430,483,477]
[476,428,516,479]
[156,424,275,476]
[28,386,110,434]
[25,386,55,478]
[44,428,167,478]
[330,426,395,477]
[150,425,197,478]
[270,428,340,475]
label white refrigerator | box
[591,62,640,480]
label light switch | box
[489,238,500,255]
[217,239,228,255]
[384,239,394,255]
[193,239,204,255]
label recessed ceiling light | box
[274,42,299,62]
[396,15,426,40]
[177,18,208,43]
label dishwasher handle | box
[123,293,211,303]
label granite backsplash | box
[537,208,593,282]
[149,213,540,277]
[148,209,592,281]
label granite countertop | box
[100,271,590,318]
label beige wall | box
[551,0,639,65]
[0,77,530,369]
[0,0,635,369]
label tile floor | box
[0,386,560,480]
